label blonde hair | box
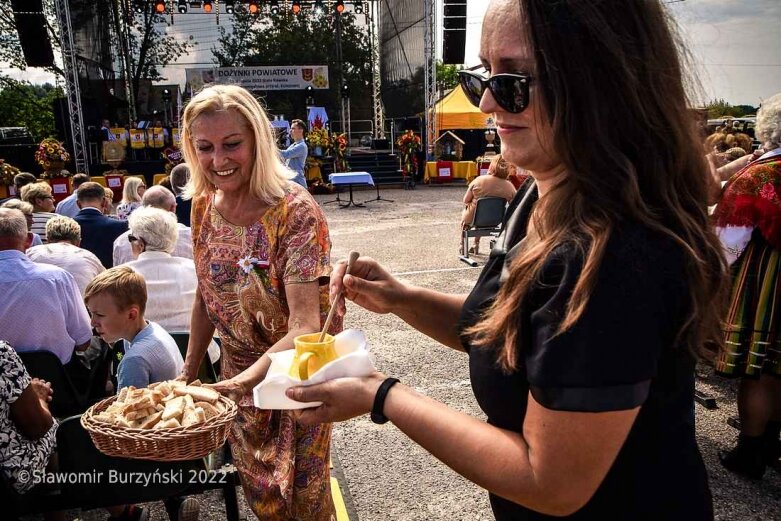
[45,216,81,243]
[1,199,34,216]
[181,85,291,204]
[122,177,145,204]
[20,182,52,204]
[84,266,147,315]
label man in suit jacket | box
[74,182,128,268]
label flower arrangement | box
[331,132,349,172]
[396,130,422,180]
[35,137,71,172]
[0,159,21,186]
[306,116,330,154]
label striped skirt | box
[715,237,781,378]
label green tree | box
[213,6,373,125]
[0,81,64,141]
[436,61,461,91]
[705,98,758,119]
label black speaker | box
[442,0,467,65]
[11,0,54,67]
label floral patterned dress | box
[192,183,341,520]
[712,152,781,378]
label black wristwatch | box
[370,377,400,424]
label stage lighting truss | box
[248,0,259,15]
[335,0,345,13]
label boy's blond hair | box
[84,266,147,315]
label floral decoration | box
[238,256,271,285]
[331,132,349,172]
[0,159,21,186]
[306,116,331,152]
[35,137,71,173]
[759,182,778,202]
[396,130,421,180]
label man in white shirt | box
[113,185,192,266]
[55,173,91,218]
[0,208,92,365]
[27,215,105,296]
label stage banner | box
[130,129,146,149]
[186,66,329,92]
[148,127,165,148]
[111,127,128,146]
[172,128,181,148]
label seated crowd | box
[0,171,204,521]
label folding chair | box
[170,333,219,384]
[459,196,507,267]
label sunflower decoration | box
[396,130,422,180]
[331,132,349,172]
[35,137,71,178]
[0,159,21,186]
[306,116,331,155]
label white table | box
[328,172,375,208]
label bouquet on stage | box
[396,130,421,182]
[35,137,71,178]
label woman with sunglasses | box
[287,1,725,519]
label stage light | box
[203,0,213,13]
[335,0,345,13]
[354,1,363,14]
[313,0,324,15]
[270,0,279,14]
[177,0,188,13]
[291,1,301,14]
[154,0,166,13]
[341,84,350,99]
[224,0,235,14]
[248,0,259,15]
[133,0,145,13]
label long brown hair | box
[469,0,728,371]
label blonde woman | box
[115,177,145,220]
[180,85,340,520]
[20,181,57,242]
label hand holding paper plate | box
[252,329,375,410]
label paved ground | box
[69,185,780,520]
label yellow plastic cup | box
[289,333,338,380]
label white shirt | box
[0,250,92,364]
[27,242,105,296]
[31,212,57,242]
[113,222,193,266]
[55,192,80,218]
[123,251,219,363]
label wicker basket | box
[81,395,237,461]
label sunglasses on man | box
[457,70,532,114]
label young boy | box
[84,266,183,390]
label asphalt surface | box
[68,185,780,520]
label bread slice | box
[174,385,220,404]
[195,401,220,420]
[161,396,186,421]
[154,417,181,429]
[138,411,163,429]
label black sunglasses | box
[458,70,532,114]
[128,234,138,243]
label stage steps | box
[346,152,404,185]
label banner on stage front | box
[186,66,329,92]
[111,128,128,146]
[129,130,146,149]
[172,128,181,148]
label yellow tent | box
[432,85,493,130]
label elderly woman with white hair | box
[713,91,781,479]
[27,216,105,296]
[1,199,43,246]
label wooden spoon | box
[319,251,359,342]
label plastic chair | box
[170,333,219,384]
[459,196,507,267]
